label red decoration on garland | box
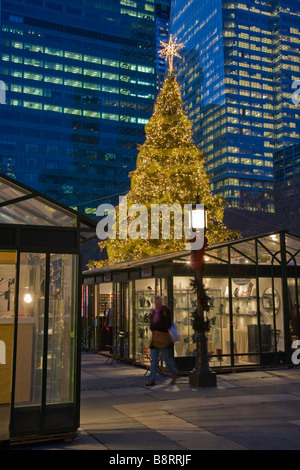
[190,236,208,275]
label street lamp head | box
[189,197,207,232]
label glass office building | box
[275,142,300,192]
[273,142,300,235]
[156,0,170,91]
[170,0,300,211]
[0,0,158,214]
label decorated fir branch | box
[91,37,237,269]
[190,277,211,335]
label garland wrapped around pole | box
[189,236,217,387]
[190,235,210,333]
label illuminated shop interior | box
[82,231,300,371]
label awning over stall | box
[0,172,97,247]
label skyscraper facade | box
[0,0,158,214]
[170,0,300,211]
[156,0,170,91]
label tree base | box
[189,370,217,388]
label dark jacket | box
[150,305,172,334]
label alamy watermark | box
[292,80,300,105]
[0,80,6,105]
[96,196,205,250]
[0,340,6,365]
[291,340,300,365]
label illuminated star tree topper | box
[159,34,185,74]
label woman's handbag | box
[168,321,179,342]
[152,330,171,349]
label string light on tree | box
[92,35,237,268]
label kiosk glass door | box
[0,251,16,441]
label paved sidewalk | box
[18,351,300,450]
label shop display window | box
[135,289,153,357]
[46,254,78,405]
[98,284,112,318]
[135,279,156,359]
[126,282,134,360]
[288,278,300,343]
[205,278,229,364]
[231,278,259,365]
[97,283,113,351]
[259,278,284,357]
[173,276,284,366]
[15,253,46,407]
[173,277,230,363]
[173,277,196,357]
[14,253,79,409]
[114,281,131,360]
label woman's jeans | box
[149,348,178,381]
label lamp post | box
[188,198,217,388]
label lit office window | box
[103,72,119,81]
[64,108,82,115]
[83,82,101,90]
[145,3,154,11]
[84,69,101,77]
[121,62,136,70]
[103,85,118,93]
[120,0,137,6]
[65,65,82,74]
[24,72,43,81]
[11,55,23,63]
[83,110,100,118]
[44,104,62,113]
[138,118,149,124]
[64,51,82,60]
[64,79,82,88]
[44,76,63,84]
[103,58,119,67]
[138,65,154,74]
[11,41,23,49]
[10,99,22,106]
[24,101,42,110]
[84,55,101,64]
[24,86,43,96]
[11,70,22,77]
[11,84,22,92]
[25,43,43,53]
[44,61,63,71]
[24,57,43,67]
[102,113,119,120]
[121,9,137,17]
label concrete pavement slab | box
[12,351,300,451]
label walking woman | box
[146,295,178,386]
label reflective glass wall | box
[0,0,157,214]
[170,0,300,210]
[12,252,79,437]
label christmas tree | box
[94,36,235,267]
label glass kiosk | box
[0,173,96,445]
[83,231,300,371]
